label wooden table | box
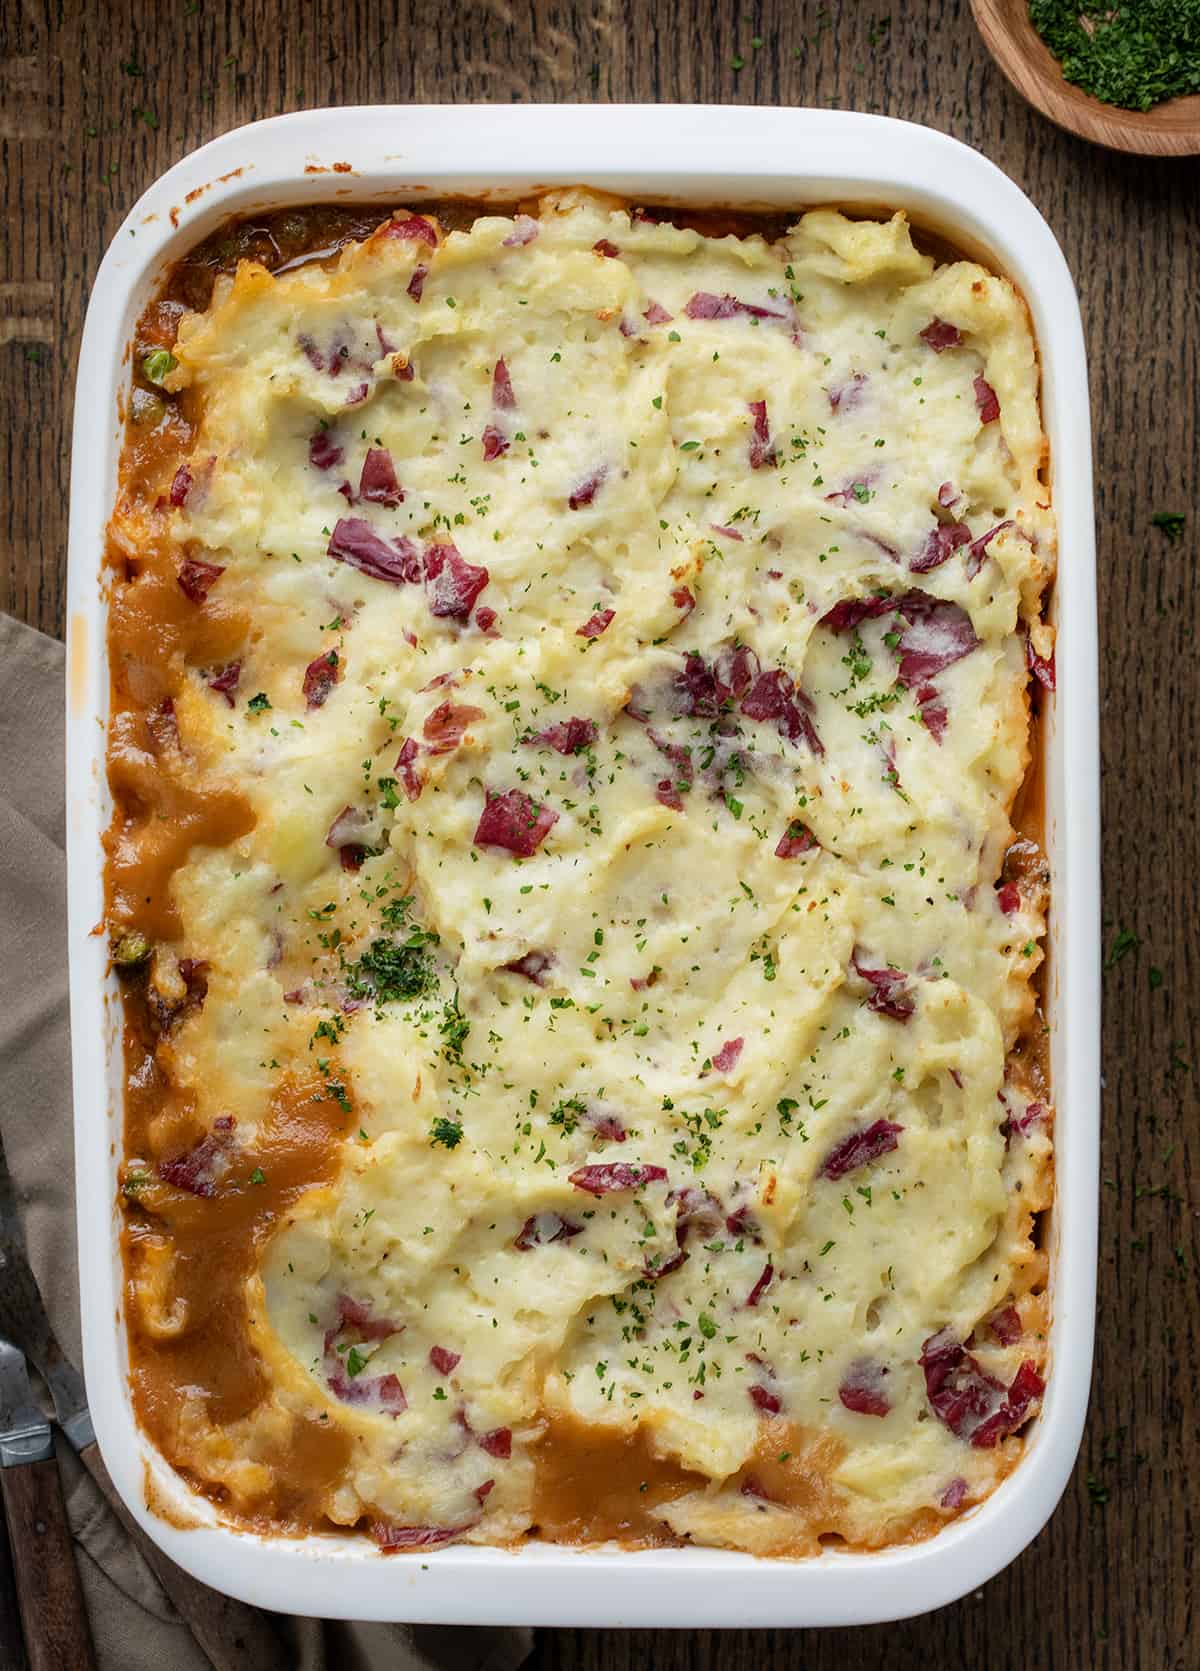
[3,2,1196,1665]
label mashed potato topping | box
[110,194,1054,1555]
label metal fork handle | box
[0,1416,54,1467]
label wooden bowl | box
[970,0,1200,156]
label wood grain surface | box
[2,2,1197,1667]
[0,1459,97,1671]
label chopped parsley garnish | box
[247,692,271,713]
[345,933,437,1005]
[842,633,871,684]
[549,1094,588,1136]
[439,990,470,1063]
[430,1116,464,1150]
[380,894,421,930]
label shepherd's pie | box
[106,192,1055,1555]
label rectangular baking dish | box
[65,104,1099,1628]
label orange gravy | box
[105,375,252,939]
[528,1414,952,1556]
[123,1036,351,1528]
[529,1413,710,1547]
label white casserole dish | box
[65,104,1099,1628]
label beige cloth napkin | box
[0,611,532,1671]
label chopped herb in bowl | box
[1029,2,1200,113]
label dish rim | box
[65,102,1099,1628]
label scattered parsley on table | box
[1151,511,1186,541]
